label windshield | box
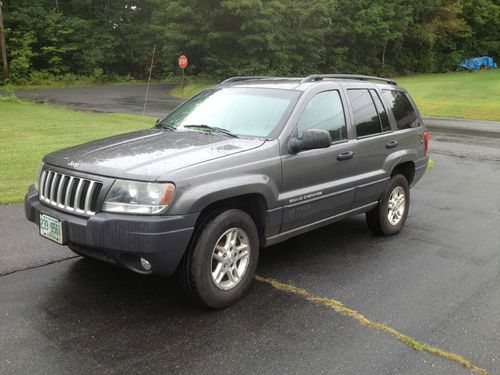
[160,87,300,138]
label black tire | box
[366,174,410,236]
[178,209,259,309]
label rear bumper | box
[25,186,198,275]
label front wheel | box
[366,174,410,236]
[178,209,259,308]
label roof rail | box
[220,76,273,84]
[301,74,397,85]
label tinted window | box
[370,89,391,132]
[347,89,382,137]
[161,88,300,138]
[297,90,347,142]
[382,90,419,130]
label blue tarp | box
[458,56,497,70]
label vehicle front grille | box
[39,170,102,216]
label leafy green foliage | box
[7,31,36,83]
[0,0,498,84]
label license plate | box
[40,213,63,244]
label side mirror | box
[289,129,331,154]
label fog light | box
[140,257,152,271]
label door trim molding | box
[284,187,354,207]
[264,201,378,247]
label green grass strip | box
[255,275,488,375]
[396,70,500,121]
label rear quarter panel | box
[379,87,428,184]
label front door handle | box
[386,140,399,149]
[337,151,354,161]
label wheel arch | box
[391,161,416,185]
[193,193,270,248]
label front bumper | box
[25,186,198,275]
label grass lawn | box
[0,97,154,204]
[396,70,500,121]
[170,70,500,121]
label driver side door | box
[280,90,357,232]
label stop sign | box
[178,55,188,69]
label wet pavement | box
[16,84,183,118]
[1,85,499,374]
[1,146,499,374]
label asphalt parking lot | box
[15,83,181,118]
[2,86,500,374]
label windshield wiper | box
[155,121,176,131]
[182,124,239,138]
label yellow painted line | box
[255,275,488,375]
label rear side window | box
[347,89,381,137]
[382,90,419,130]
[297,90,347,142]
[370,89,391,132]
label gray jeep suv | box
[25,74,429,308]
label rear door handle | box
[337,151,354,161]
[386,140,399,149]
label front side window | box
[382,90,419,130]
[347,89,382,137]
[161,88,300,138]
[297,90,347,142]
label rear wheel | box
[366,174,410,236]
[178,209,259,308]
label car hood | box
[44,129,266,180]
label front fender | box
[170,174,279,214]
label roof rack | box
[220,76,299,84]
[300,74,397,85]
[220,76,273,84]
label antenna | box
[142,44,156,116]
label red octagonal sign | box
[178,55,188,69]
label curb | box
[423,117,500,138]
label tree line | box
[1,0,498,84]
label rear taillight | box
[423,131,430,155]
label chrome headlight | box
[34,162,44,190]
[102,180,175,215]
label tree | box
[399,0,470,72]
[326,0,412,75]
[0,0,497,83]
[461,0,500,61]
